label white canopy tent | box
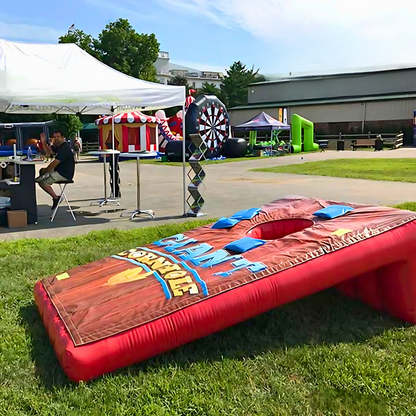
[0,39,185,114]
[0,39,188,214]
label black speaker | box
[221,138,248,158]
[337,140,345,151]
[375,138,383,151]
[165,140,192,162]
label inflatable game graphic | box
[185,95,229,155]
[155,109,183,153]
[34,196,416,382]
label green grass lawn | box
[252,158,416,183]
[394,201,416,211]
[1,211,416,415]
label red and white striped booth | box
[95,111,160,153]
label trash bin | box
[375,137,383,151]
[337,140,345,151]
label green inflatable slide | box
[291,114,319,153]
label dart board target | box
[185,95,229,154]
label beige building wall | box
[365,99,416,121]
[229,99,416,126]
[287,103,363,123]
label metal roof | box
[254,63,416,86]
[229,93,416,111]
[168,62,202,74]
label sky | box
[1,0,416,78]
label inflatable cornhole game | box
[34,196,416,382]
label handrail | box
[315,132,401,139]
[315,132,404,150]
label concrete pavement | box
[1,148,415,240]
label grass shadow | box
[20,287,408,388]
[20,303,71,389]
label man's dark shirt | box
[53,141,75,180]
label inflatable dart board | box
[185,95,229,157]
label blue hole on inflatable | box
[246,218,313,240]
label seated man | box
[36,131,75,210]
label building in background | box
[229,64,416,146]
[155,51,224,89]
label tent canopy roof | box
[95,111,159,126]
[82,123,98,131]
[234,111,290,132]
[0,39,185,115]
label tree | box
[220,61,265,108]
[59,19,160,82]
[58,29,97,58]
[168,75,190,92]
[255,73,267,83]
[53,115,84,138]
[197,82,227,104]
[95,19,159,82]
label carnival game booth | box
[95,111,160,153]
[34,196,416,382]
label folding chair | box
[51,180,76,222]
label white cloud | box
[155,0,232,28]
[157,0,416,41]
[156,0,416,70]
[0,22,62,43]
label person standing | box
[73,136,82,163]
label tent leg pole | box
[112,107,116,200]
[110,107,120,205]
[182,104,187,216]
[93,106,119,207]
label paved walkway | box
[1,148,415,240]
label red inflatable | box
[34,196,416,382]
